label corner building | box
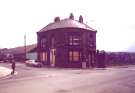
[37,14,97,68]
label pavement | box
[0,66,12,79]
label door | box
[50,49,56,67]
[88,52,94,67]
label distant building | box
[0,44,37,62]
[37,14,97,68]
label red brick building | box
[37,14,97,68]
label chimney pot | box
[54,17,60,22]
[79,15,83,23]
[69,13,74,20]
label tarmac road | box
[0,63,135,93]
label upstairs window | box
[51,37,55,48]
[69,35,80,45]
[89,41,95,47]
[88,34,95,48]
[41,38,47,48]
[89,34,93,38]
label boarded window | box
[69,51,73,61]
[69,51,80,62]
[40,52,47,62]
[73,51,79,61]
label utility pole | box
[24,34,26,61]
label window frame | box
[69,35,80,46]
[40,52,48,62]
[41,38,47,48]
[69,51,80,62]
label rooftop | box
[0,44,37,54]
[39,18,96,32]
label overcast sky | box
[0,0,135,52]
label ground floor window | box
[69,51,80,62]
[40,52,47,62]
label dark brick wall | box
[37,28,96,68]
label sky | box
[0,0,135,52]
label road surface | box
[0,63,135,93]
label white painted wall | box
[26,52,37,60]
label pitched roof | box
[1,44,37,54]
[39,19,96,32]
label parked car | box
[25,60,42,67]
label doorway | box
[50,49,56,67]
[88,52,94,67]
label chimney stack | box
[79,15,83,23]
[54,17,60,22]
[69,13,74,20]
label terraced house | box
[37,14,97,68]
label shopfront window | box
[69,51,80,62]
